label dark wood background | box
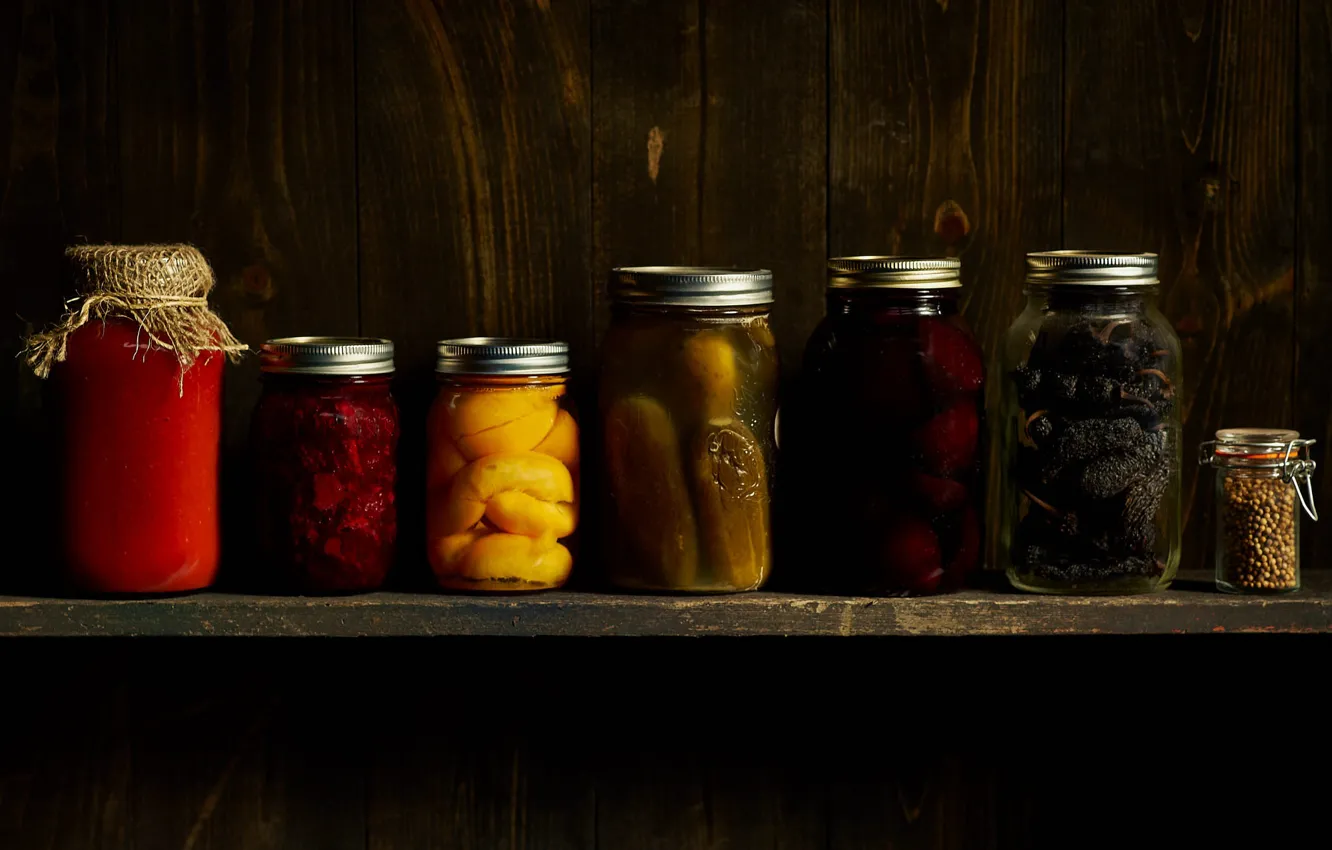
[2,1,1330,847]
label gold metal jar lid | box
[435,337,570,375]
[609,266,773,307]
[827,256,961,289]
[260,337,395,376]
[1026,251,1159,286]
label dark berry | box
[880,515,943,593]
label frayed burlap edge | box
[24,244,247,391]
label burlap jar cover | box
[25,244,247,387]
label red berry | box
[911,472,968,513]
[920,317,983,394]
[913,400,979,476]
[881,515,943,593]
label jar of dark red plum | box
[601,268,778,593]
[24,244,245,595]
[253,338,399,593]
[794,257,983,595]
[427,339,579,592]
[997,252,1182,595]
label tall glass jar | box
[1200,428,1318,594]
[25,244,244,595]
[996,252,1183,594]
[252,338,399,593]
[797,257,984,595]
[427,339,579,592]
[600,267,778,593]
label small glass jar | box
[427,338,579,592]
[796,257,984,595]
[252,338,399,593]
[1200,428,1318,594]
[996,252,1184,595]
[600,267,778,593]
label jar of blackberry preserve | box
[798,257,985,595]
[997,252,1182,594]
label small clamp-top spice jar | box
[253,337,399,593]
[1199,429,1318,594]
[426,338,579,592]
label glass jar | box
[794,257,983,595]
[252,338,399,593]
[1200,428,1318,594]
[996,252,1183,594]
[58,319,225,594]
[427,338,579,592]
[600,267,778,593]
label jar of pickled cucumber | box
[426,338,579,592]
[797,257,984,595]
[600,267,778,592]
[996,252,1183,595]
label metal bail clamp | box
[1281,439,1319,522]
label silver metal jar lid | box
[435,337,570,375]
[1026,251,1159,286]
[260,337,395,375]
[609,266,773,307]
[827,256,962,289]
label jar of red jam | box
[795,257,984,594]
[253,337,399,593]
[24,244,245,595]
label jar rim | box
[609,266,773,307]
[435,337,570,375]
[1026,251,1159,287]
[260,336,395,376]
[827,256,962,289]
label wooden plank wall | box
[5,0,1325,578]
[1,2,1329,846]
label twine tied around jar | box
[23,244,247,391]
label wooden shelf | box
[1,572,1328,637]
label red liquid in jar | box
[58,319,223,593]
[796,290,985,594]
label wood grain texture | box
[2,572,1330,637]
[2,0,119,593]
[357,0,593,371]
[591,0,827,367]
[828,0,1062,321]
[1297,0,1331,569]
[1063,0,1299,574]
[129,677,365,850]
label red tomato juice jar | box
[24,245,245,594]
[253,337,399,593]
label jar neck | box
[610,302,770,319]
[1025,284,1159,312]
[261,372,393,387]
[825,288,959,318]
[435,373,568,389]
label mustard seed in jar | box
[1200,428,1318,595]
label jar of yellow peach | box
[601,267,778,593]
[426,338,579,592]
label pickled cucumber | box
[691,418,771,590]
[682,330,738,420]
[604,395,699,587]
